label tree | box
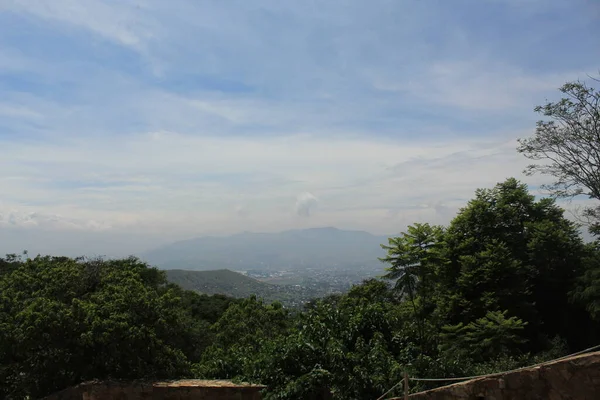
[194,296,290,380]
[517,76,600,234]
[441,310,528,363]
[571,242,600,320]
[380,223,446,353]
[246,281,404,400]
[0,256,211,398]
[442,178,587,350]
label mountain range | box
[141,227,391,271]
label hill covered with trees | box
[166,269,278,298]
[165,269,329,306]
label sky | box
[0,0,598,256]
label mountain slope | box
[142,227,390,271]
[165,269,329,306]
[166,269,276,298]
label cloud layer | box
[0,0,598,255]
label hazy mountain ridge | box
[142,227,391,271]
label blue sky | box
[0,0,598,256]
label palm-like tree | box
[380,223,445,351]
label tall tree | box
[194,296,290,379]
[0,256,207,399]
[442,178,587,350]
[517,76,600,235]
[380,223,446,353]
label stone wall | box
[395,351,600,400]
[42,379,265,400]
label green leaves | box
[441,178,589,347]
[380,223,446,354]
[0,256,205,398]
[441,311,528,362]
[194,296,290,380]
[571,242,600,319]
[192,280,406,400]
[257,293,403,400]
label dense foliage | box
[0,256,236,399]
[2,178,600,399]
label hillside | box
[165,269,277,298]
[165,269,330,306]
[142,227,390,271]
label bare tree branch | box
[517,75,600,236]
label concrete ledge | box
[392,351,600,400]
[41,379,266,400]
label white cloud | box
[0,103,43,119]
[1,0,156,50]
[295,192,318,217]
[372,62,596,112]
[0,130,548,239]
[0,209,111,231]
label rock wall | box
[42,379,264,400]
[399,351,600,400]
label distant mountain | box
[141,227,391,271]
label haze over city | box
[0,0,598,256]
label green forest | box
[1,79,599,399]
